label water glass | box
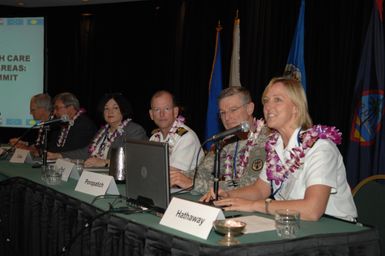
[275,209,300,239]
[74,159,84,174]
[45,165,62,185]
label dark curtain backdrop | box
[0,0,380,161]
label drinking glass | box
[275,209,300,239]
[74,159,84,174]
[45,165,62,185]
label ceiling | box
[0,0,143,8]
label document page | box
[231,215,276,234]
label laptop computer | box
[124,139,170,213]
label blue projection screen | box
[0,17,45,128]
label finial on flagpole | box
[216,20,223,31]
[234,9,240,25]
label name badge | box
[9,148,33,164]
[55,159,78,181]
[75,171,119,196]
[160,197,225,239]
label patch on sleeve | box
[176,127,188,136]
[252,159,264,171]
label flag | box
[283,0,307,91]
[205,24,223,150]
[229,14,241,87]
[346,0,385,187]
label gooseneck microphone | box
[37,115,69,126]
[171,121,251,196]
[208,121,250,142]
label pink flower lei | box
[56,109,85,147]
[266,125,342,185]
[152,115,185,152]
[88,118,131,158]
[223,118,265,181]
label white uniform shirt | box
[150,124,204,172]
[260,128,357,221]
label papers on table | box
[231,215,276,234]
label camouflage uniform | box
[192,124,269,194]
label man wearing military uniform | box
[149,90,203,188]
[192,87,269,194]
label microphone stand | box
[213,140,223,201]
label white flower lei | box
[88,118,132,158]
[152,115,185,153]
[223,118,265,181]
[56,109,85,148]
[35,115,54,146]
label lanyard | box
[271,181,283,198]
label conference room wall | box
[0,0,377,161]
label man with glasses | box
[192,86,269,194]
[149,90,204,189]
[47,92,96,156]
[8,93,53,156]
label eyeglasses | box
[54,105,68,111]
[218,102,249,118]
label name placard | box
[55,159,77,181]
[160,197,225,239]
[75,171,119,196]
[9,148,33,164]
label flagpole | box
[205,21,223,150]
[229,10,241,87]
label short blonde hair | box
[262,77,312,129]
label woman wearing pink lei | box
[201,77,357,222]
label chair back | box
[353,174,385,255]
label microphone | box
[172,121,250,195]
[37,115,69,126]
[208,121,250,141]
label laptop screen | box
[124,139,170,212]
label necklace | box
[266,125,342,185]
[223,118,265,182]
[56,109,85,147]
[152,115,185,153]
[88,118,131,158]
[34,115,54,146]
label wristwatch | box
[265,198,273,214]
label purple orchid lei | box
[266,125,342,185]
[88,118,131,158]
[223,118,265,180]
